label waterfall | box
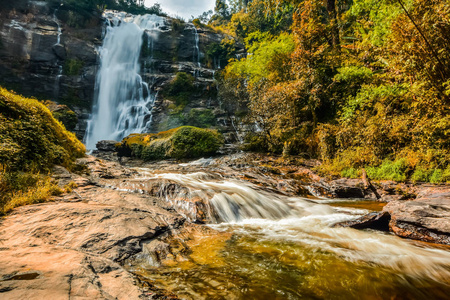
[84,12,168,149]
[53,9,62,45]
[192,25,201,77]
[53,9,63,99]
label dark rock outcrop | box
[0,1,102,139]
[96,140,118,152]
[334,211,391,231]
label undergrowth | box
[0,87,85,214]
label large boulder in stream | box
[383,187,450,245]
[335,186,450,245]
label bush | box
[0,87,85,172]
[169,126,224,159]
[411,167,433,183]
[341,168,361,179]
[366,159,409,182]
[117,126,224,160]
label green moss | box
[0,86,85,214]
[163,72,196,106]
[186,109,216,128]
[117,126,224,160]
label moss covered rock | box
[44,100,78,131]
[117,126,224,160]
[0,87,85,172]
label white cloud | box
[144,0,215,20]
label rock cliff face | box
[0,1,101,138]
[0,1,243,141]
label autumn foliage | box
[218,0,450,182]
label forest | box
[203,0,450,183]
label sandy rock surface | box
[0,156,182,299]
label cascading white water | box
[53,9,63,98]
[192,25,201,77]
[84,11,168,149]
[53,9,62,45]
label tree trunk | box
[325,0,340,49]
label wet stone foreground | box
[0,153,449,299]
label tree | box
[210,0,231,25]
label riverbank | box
[0,152,449,299]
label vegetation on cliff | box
[116,126,224,160]
[202,0,450,183]
[158,73,218,131]
[0,87,85,214]
[45,0,165,28]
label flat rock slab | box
[0,174,183,299]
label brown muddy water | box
[124,170,450,300]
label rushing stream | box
[122,168,450,299]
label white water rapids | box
[84,12,168,149]
[117,168,450,283]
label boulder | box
[333,211,391,231]
[96,140,118,152]
[52,44,67,60]
[383,187,450,245]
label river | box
[121,167,450,300]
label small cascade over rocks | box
[84,11,169,149]
[112,169,335,224]
[109,166,450,285]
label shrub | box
[341,168,361,179]
[0,87,85,172]
[169,126,224,159]
[366,159,409,182]
[63,59,84,76]
[117,126,224,160]
[411,167,433,183]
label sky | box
[144,0,215,20]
